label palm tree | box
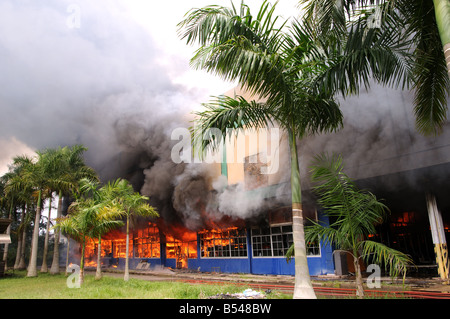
[300,0,450,135]
[0,177,14,272]
[77,178,124,280]
[40,190,54,273]
[305,153,413,298]
[4,153,49,277]
[55,179,123,285]
[102,179,158,281]
[4,155,37,271]
[179,0,371,298]
[26,151,54,277]
[38,147,66,273]
[49,145,98,275]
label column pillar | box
[426,194,449,283]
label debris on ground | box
[209,288,267,299]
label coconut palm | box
[300,0,450,135]
[305,153,413,298]
[101,179,158,281]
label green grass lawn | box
[0,271,290,299]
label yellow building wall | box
[212,86,287,188]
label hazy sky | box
[0,0,301,175]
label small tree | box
[103,179,158,281]
[305,153,413,298]
[78,178,124,280]
[56,179,123,285]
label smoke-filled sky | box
[3,1,449,230]
[0,0,300,176]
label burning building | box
[65,83,449,280]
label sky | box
[0,0,301,176]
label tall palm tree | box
[0,176,14,272]
[38,147,66,273]
[25,151,54,277]
[4,164,36,272]
[102,179,158,281]
[178,1,342,299]
[4,154,48,277]
[178,0,407,298]
[40,190,54,273]
[304,153,413,298]
[300,0,450,135]
[49,145,98,275]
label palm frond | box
[310,153,388,234]
[405,0,450,135]
[360,240,413,277]
[301,0,449,135]
[191,95,275,154]
[280,92,343,137]
[178,1,289,101]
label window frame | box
[251,223,321,258]
[199,228,248,259]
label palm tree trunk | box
[124,215,130,281]
[50,192,63,274]
[289,130,316,299]
[65,236,70,276]
[79,240,85,285]
[14,204,26,269]
[353,252,365,299]
[2,202,14,272]
[433,0,450,77]
[95,235,102,280]
[27,190,42,277]
[17,217,28,270]
[40,195,52,273]
[14,234,22,270]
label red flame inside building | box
[82,217,248,269]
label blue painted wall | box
[187,240,334,276]
[183,212,335,276]
[185,258,251,273]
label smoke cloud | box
[0,0,242,230]
[2,1,448,232]
[298,83,450,193]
